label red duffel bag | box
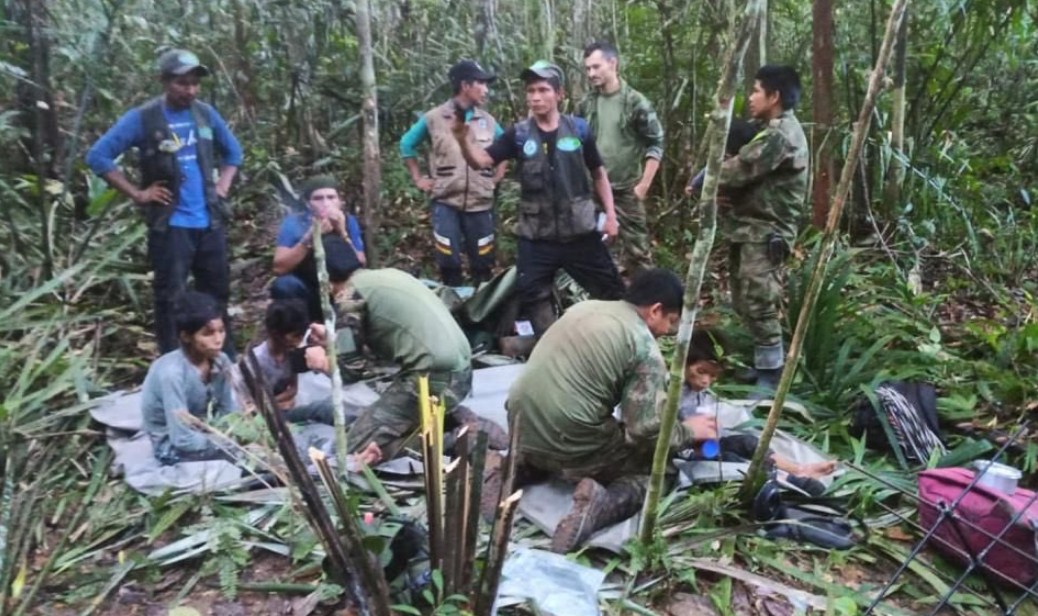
[918,467,1038,587]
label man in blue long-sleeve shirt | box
[86,49,243,356]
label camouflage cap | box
[520,60,564,87]
[157,49,210,77]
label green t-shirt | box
[578,82,664,191]
[507,300,694,462]
[591,91,642,189]
[347,268,471,374]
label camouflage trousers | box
[729,241,785,350]
[515,436,655,495]
[347,366,472,459]
[610,187,655,276]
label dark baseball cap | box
[448,60,496,84]
[158,49,211,77]
[520,60,564,86]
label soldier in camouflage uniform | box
[306,230,476,460]
[484,269,717,553]
[579,41,665,277]
[717,65,809,391]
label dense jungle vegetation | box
[1,0,1036,613]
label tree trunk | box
[356,0,382,265]
[882,6,908,213]
[639,0,764,546]
[811,0,835,228]
[474,0,498,57]
[20,0,60,279]
[738,0,910,503]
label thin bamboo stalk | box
[242,351,389,616]
[419,375,445,573]
[310,448,393,612]
[311,225,348,473]
[639,0,764,545]
[473,490,523,616]
[738,0,910,502]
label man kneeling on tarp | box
[298,231,506,460]
[486,269,718,553]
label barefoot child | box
[680,328,836,480]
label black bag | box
[752,480,859,550]
[850,381,944,465]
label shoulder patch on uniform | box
[522,139,537,157]
[558,136,582,152]
[198,126,213,140]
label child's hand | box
[308,323,327,345]
[274,383,297,411]
[305,346,330,373]
[356,441,382,466]
[682,415,718,441]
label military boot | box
[551,477,645,554]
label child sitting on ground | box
[680,328,836,481]
[251,299,336,425]
[142,291,240,465]
[250,298,383,466]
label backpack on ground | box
[850,381,945,466]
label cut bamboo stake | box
[474,490,523,616]
[462,430,489,592]
[738,0,910,502]
[311,224,348,473]
[418,376,445,574]
[242,351,391,616]
[639,0,764,546]
[444,426,472,595]
[442,456,463,595]
[310,448,393,611]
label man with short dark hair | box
[454,61,625,334]
[270,176,366,320]
[87,49,242,356]
[400,60,506,285]
[493,268,718,553]
[717,65,808,390]
[579,41,665,277]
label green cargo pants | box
[610,187,655,276]
[347,366,472,459]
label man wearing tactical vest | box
[87,49,242,356]
[453,61,625,335]
[400,60,506,286]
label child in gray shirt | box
[141,291,238,465]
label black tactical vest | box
[138,96,224,230]
[514,115,597,241]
